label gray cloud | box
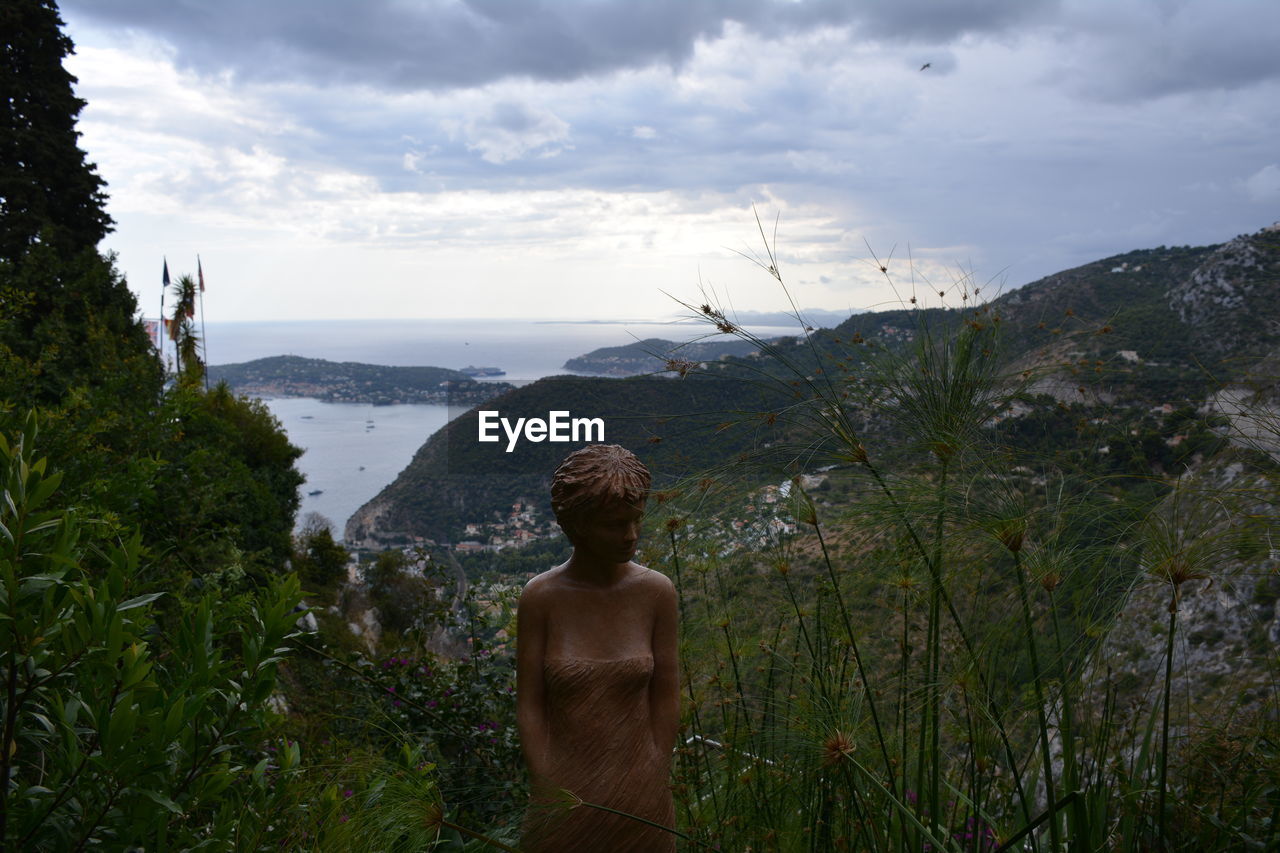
[1050,0,1280,101]
[61,0,1280,321]
[62,0,1056,91]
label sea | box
[203,318,798,539]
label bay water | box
[203,318,798,539]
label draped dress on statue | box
[521,654,675,852]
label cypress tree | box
[1,0,156,409]
[0,0,161,503]
[0,1,304,582]
[0,0,113,262]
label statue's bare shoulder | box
[520,565,567,612]
[632,563,674,590]
[624,563,675,609]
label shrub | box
[0,413,306,849]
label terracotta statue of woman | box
[516,444,679,852]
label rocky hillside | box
[1092,456,1279,718]
[348,223,1280,545]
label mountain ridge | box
[347,224,1280,545]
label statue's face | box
[567,499,645,565]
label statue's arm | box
[649,575,680,757]
[516,581,551,784]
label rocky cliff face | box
[1171,229,1273,322]
[1091,224,1280,723]
[345,494,396,547]
[1091,458,1279,720]
[1168,226,1280,358]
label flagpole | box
[197,255,209,390]
[161,257,169,380]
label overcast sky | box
[58,0,1280,323]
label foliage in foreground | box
[654,243,1280,852]
[0,414,308,849]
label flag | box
[198,256,205,292]
[160,259,167,342]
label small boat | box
[308,489,324,496]
[460,365,506,377]
[358,465,365,471]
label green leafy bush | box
[1,413,306,850]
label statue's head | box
[551,444,650,541]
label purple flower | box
[343,789,354,798]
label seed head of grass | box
[994,519,1026,554]
[666,357,697,377]
[822,731,856,767]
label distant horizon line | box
[190,309,862,326]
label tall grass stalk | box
[661,222,1279,850]
[1158,585,1178,844]
[1010,548,1060,850]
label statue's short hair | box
[551,444,650,529]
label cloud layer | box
[57,0,1280,321]
[65,1,1059,89]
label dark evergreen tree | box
[0,0,113,262]
[1,0,155,413]
[0,3,304,582]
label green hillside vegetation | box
[357,232,1279,547]
[346,373,796,545]
[637,257,1279,850]
[209,355,513,405]
[563,335,768,375]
